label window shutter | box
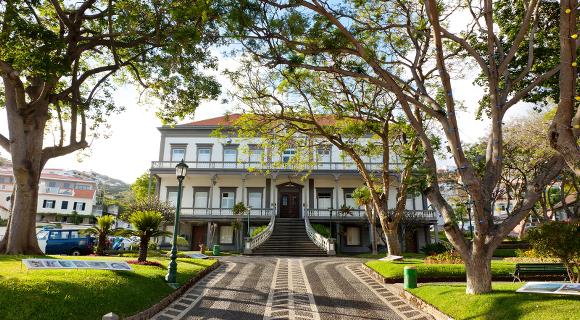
[82,203,86,211]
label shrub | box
[420,242,449,256]
[424,251,463,264]
[148,241,158,250]
[251,225,268,237]
[172,236,190,248]
[312,224,331,238]
[0,218,7,227]
[527,221,580,282]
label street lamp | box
[247,206,251,237]
[165,159,188,284]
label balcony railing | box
[180,207,275,216]
[152,160,402,171]
[305,208,437,221]
[44,187,73,195]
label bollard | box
[212,244,221,256]
[102,312,119,320]
[403,266,417,289]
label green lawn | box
[0,255,216,320]
[410,283,580,320]
[366,258,515,281]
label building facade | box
[151,115,437,254]
[0,167,101,225]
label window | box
[171,146,186,161]
[282,149,296,163]
[219,225,234,244]
[63,183,71,189]
[69,230,79,239]
[37,231,49,240]
[49,231,62,240]
[249,147,263,163]
[344,189,356,208]
[317,147,331,163]
[197,147,212,161]
[48,181,57,188]
[223,147,237,168]
[193,188,209,208]
[346,227,361,246]
[74,202,86,211]
[317,190,332,209]
[42,200,56,209]
[75,184,91,190]
[248,189,263,208]
[0,176,12,183]
[61,201,69,210]
[167,190,179,206]
[221,191,235,208]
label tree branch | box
[0,133,10,152]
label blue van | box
[36,229,94,256]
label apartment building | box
[0,167,101,224]
[150,114,437,255]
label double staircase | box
[251,218,327,256]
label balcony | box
[180,207,275,217]
[151,160,401,172]
[305,208,437,222]
[44,187,73,195]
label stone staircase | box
[251,218,327,256]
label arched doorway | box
[277,182,303,218]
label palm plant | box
[352,186,378,255]
[118,210,170,262]
[82,215,116,255]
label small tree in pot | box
[232,202,249,251]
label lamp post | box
[165,159,188,284]
[247,206,251,237]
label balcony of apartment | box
[43,187,73,195]
[151,160,401,173]
[306,208,438,223]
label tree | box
[226,0,565,294]
[0,0,221,254]
[352,186,377,255]
[528,221,580,283]
[131,171,156,202]
[231,67,428,257]
[82,215,116,256]
[122,198,175,223]
[119,210,169,262]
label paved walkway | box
[153,256,431,320]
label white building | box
[0,167,101,225]
[151,114,437,254]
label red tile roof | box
[179,114,242,127]
[73,189,96,199]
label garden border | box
[123,260,221,320]
[361,263,454,320]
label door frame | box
[276,182,303,218]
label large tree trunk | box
[370,219,378,255]
[384,228,401,256]
[465,253,493,294]
[96,232,106,256]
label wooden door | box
[279,191,299,218]
[191,225,207,251]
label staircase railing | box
[304,214,336,256]
[243,210,276,254]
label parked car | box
[36,229,94,256]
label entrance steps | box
[251,218,327,256]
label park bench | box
[511,263,568,282]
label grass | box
[410,283,580,320]
[366,257,515,280]
[339,252,426,260]
[0,255,216,320]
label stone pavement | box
[153,256,432,320]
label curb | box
[360,263,454,320]
[124,260,221,320]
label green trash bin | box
[212,244,221,256]
[404,266,417,289]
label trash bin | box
[404,266,417,289]
[212,244,221,256]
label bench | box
[511,263,568,282]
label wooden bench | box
[511,263,568,282]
